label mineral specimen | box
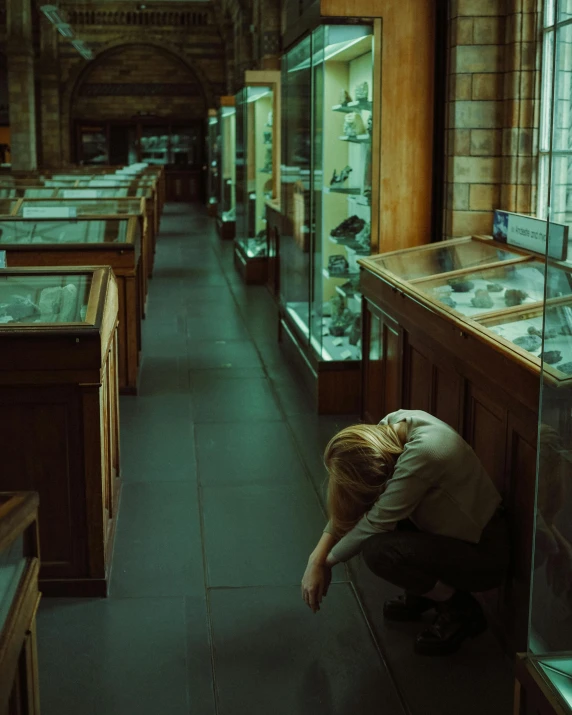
[540,350,562,364]
[440,296,457,309]
[527,326,559,340]
[448,278,475,293]
[487,283,503,292]
[514,334,542,352]
[1,295,38,321]
[471,289,494,309]
[560,324,572,336]
[505,289,528,307]
[558,362,572,375]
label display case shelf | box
[332,99,373,113]
[339,133,371,144]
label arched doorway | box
[71,44,208,200]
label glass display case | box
[206,109,219,215]
[0,199,18,216]
[0,272,91,324]
[361,236,572,385]
[234,71,280,283]
[0,217,142,393]
[216,97,237,239]
[279,22,380,413]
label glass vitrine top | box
[375,238,524,281]
[0,219,130,244]
[54,187,151,199]
[0,533,26,631]
[0,273,92,325]
[16,200,143,217]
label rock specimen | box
[557,362,572,374]
[505,289,528,307]
[0,295,38,321]
[560,324,572,336]
[514,334,542,352]
[487,283,503,292]
[471,289,494,309]
[448,278,475,292]
[440,296,457,309]
[527,326,559,340]
[38,284,78,322]
[540,350,562,364]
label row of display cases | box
[0,164,164,600]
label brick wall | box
[73,45,206,120]
[444,0,541,239]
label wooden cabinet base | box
[279,315,361,415]
[217,218,235,241]
[234,242,268,285]
[207,202,217,217]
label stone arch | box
[62,40,217,164]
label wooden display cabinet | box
[233,71,281,285]
[0,200,19,216]
[0,267,121,597]
[0,492,41,715]
[358,235,572,650]
[0,217,143,394]
[15,197,153,309]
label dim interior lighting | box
[72,40,94,60]
[41,5,93,60]
[56,23,74,38]
[40,4,66,25]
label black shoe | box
[414,592,487,656]
[383,592,437,622]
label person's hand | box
[301,561,332,613]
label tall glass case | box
[281,24,376,364]
[217,98,236,237]
[206,109,219,212]
[234,71,280,280]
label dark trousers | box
[361,511,510,595]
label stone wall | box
[445,0,542,239]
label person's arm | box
[302,531,338,613]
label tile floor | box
[36,204,515,715]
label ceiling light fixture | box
[40,4,65,25]
[71,40,94,60]
[41,6,94,61]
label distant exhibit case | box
[0,492,41,715]
[233,71,281,285]
[0,217,143,394]
[0,268,120,597]
[279,22,380,413]
[206,109,219,217]
[216,97,237,240]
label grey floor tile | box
[349,558,515,715]
[187,339,262,370]
[120,395,195,482]
[111,482,205,597]
[190,366,267,381]
[138,355,190,396]
[209,583,407,715]
[195,422,311,487]
[37,597,190,715]
[186,315,250,342]
[272,374,316,416]
[190,376,282,422]
[185,595,217,715]
[201,482,336,587]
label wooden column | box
[321,0,436,252]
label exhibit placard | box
[493,210,569,261]
[23,206,77,219]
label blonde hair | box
[324,423,405,538]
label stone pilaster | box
[38,17,63,168]
[6,0,37,170]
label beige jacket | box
[325,410,501,563]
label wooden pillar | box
[6,0,37,171]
